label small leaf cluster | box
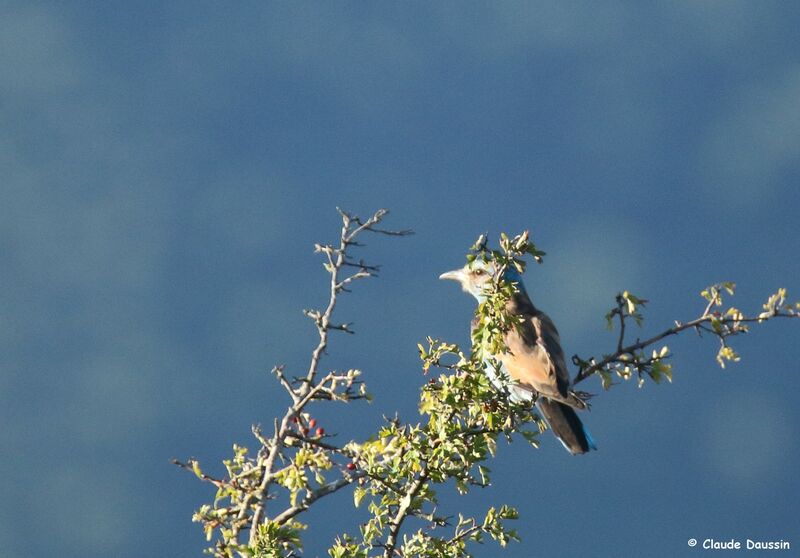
[702,282,745,367]
[252,521,305,558]
[605,291,648,329]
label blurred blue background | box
[2,2,799,557]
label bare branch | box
[614,296,626,353]
[342,259,382,272]
[303,209,395,392]
[345,208,414,238]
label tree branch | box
[272,474,367,525]
[383,467,430,557]
[574,312,798,385]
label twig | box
[615,296,626,353]
[447,524,481,545]
[171,459,226,488]
[273,365,299,403]
[272,474,367,525]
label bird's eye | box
[472,269,485,276]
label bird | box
[439,259,596,454]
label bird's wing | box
[532,312,572,394]
[499,311,574,402]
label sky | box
[2,2,800,557]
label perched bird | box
[440,260,596,454]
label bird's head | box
[439,259,526,302]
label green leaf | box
[353,487,366,508]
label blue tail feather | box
[537,398,597,455]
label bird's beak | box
[439,269,465,283]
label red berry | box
[346,462,356,471]
[308,418,317,428]
[316,427,325,437]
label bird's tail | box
[537,398,597,455]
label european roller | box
[440,260,596,454]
